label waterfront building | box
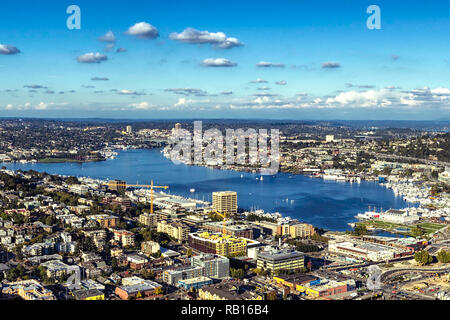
[212,191,237,215]
[379,209,420,224]
[252,220,315,238]
[289,223,316,238]
[107,179,127,192]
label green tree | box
[437,250,449,263]
[414,250,433,266]
[230,268,245,279]
[411,226,425,238]
[352,224,369,236]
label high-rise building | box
[126,125,133,134]
[212,191,237,215]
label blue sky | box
[0,0,449,120]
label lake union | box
[2,149,410,232]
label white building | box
[328,239,407,262]
[379,209,420,224]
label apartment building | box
[157,220,190,242]
[212,191,237,215]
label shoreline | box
[1,148,424,236]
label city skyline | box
[1,0,450,120]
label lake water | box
[1,149,411,232]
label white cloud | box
[126,22,159,39]
[175,98,187,106]
[91,77,109,81]
[117,89,145,95]
[169,28,243,49]
[98,31,116,43]
[0,44,20,55]
[77,53,108,63]
[256,61,285,68]
[35,102,49,110]
[165,88,208,96]
[128,102,152,109]
[202,58,237,67]
[321,61,341,69]
[250,78,268,84]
